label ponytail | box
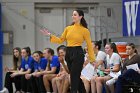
[134,49,138,54]
[81,17,88,28]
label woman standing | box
[0,47,22,93]
[41,10,95,93]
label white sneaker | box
[20,91,25,93]
[15,91,21,93]
[0,88,9,93]
[106,78,116,85]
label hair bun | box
[98,40,102,44]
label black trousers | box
[21,75,31,92]
[4,72,21,93]
[29,75,46,93]
[115,69,140,93]
[65,46,86,93]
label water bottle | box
[98,65,105,77]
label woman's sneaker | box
[0,87,9,93]
[106,78,116,85]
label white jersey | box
[96,51,106,62]
[106,52,121,68]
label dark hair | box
[110,43,118,53]
[72,10,88,28]
[127,43,138,54]
[36,51,44,58]
[93,40,102,50]
[103,38,112,47]
[13,47,22,70]
[22,47,31,56]
[32,51,43,57]
[57,45,66,53]
[46,48,54,56]
[106,43,118,54]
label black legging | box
[21,75,31,92]
[115,69,140,93]
[65,46,86,93]
[4,72,21,93]
[29,75,46,93]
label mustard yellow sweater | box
[50,24,95,62]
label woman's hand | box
[10,72,18,78]
[90,62,96,66]
[4,66,9,72]
[57,73,62,77]
[137,69,140,74]
[25,74,32,79]
[104,69,110,72]
[100,66,106,71]
[34,72,41,77]
[59,56,64,64]
[57,71,64,77]
[40,29,51,36]
[57,71,67,77]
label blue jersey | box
[34,58,47,72]
[20,56,34,71]
[49,55,60,74]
